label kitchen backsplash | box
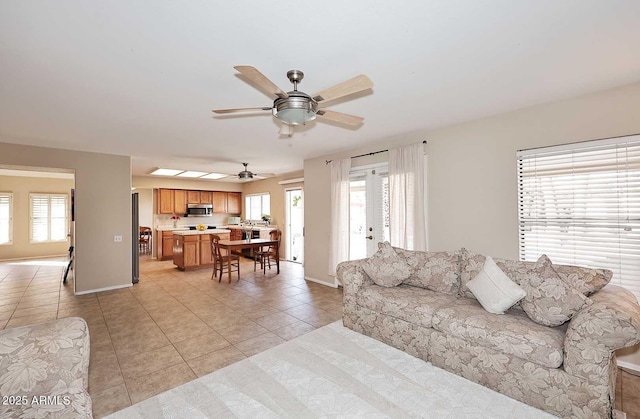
[155,213,229,227]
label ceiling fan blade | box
[316,109,364,126]
[312,75,373,104]
[234,66,289,99]
[212,107,272,114]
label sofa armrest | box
[336,259,372,306]
[564,285,640,381]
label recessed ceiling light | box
[177,171,209,178]
[150,168,183,176]
[200,173,228,180]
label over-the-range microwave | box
[186,204,213,216]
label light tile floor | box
[0,255,343,418]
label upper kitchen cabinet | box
[200,191,212,204]
[212,191,227,214]
[158,189,175,214]
[187,190,200,204]
[227,192,241,214]
[174,190,187,214]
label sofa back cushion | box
[394,247,460,295]
[551,263,612,296]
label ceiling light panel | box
[176,171,209,178]
[150,168,183,176]
[200,173,228,180]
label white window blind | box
[245,193,270,221]
[0,193,12,245]
[517,136,640,300]
[30,193,68,243]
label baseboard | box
[75,283,132,295]
[304,275,338,288]
[0,253,67,262]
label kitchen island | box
[172,229,230,271]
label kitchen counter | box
[172,229,231,236]
[225,225,277,231]
[156,226,191,231]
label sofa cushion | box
[431,298,565,368]
[356,284,456,329]
[393,247,460,295]
[460,248,612,299]
[0,317,92,418]
[551,263,612,296]
[363,242,411,287]
[519,255,592,327]
[466,256,526,314]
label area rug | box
[106,321,556,418]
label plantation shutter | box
[517,136,640,301]
[31,194,50,242]
[0,193,11,244]
[50,194,68,241]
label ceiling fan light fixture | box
[273,92,318,126]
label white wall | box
[0,142,132,294]
[304,81,640,286]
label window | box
[30,193,68,243]
[517,136,640,300]
[245,193,270,221]
[0,193,12,245]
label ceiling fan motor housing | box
[273,91,318,125]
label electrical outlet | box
[114,235,123,242]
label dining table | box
[216,238,280,282]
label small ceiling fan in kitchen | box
[234,163,274,181]
[212,66,373,131]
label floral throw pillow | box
[519,254,592,327]
[551,263,612,296]
[363,241,412,287]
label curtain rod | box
[325,140,426,165]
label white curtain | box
[389,143,427,250]
[328,157,351,278]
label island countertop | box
[172,229,231,236]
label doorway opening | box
[285,188,304,264]
[349,164,389,259]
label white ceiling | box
[1,1,640,179]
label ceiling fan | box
[212,66,373,128]
[235,163,274,181]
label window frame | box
[244,192,271,222]
[0,192,13,245]
[29,193,69,244]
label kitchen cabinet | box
[212,191,227,213]
[174,190,187,215]
[158,189,175,214]
[200,191,212,204]
[160,231,174,260]
[187,191,200,204]
[173,232,229,270]
[227,192,241,214]
[229,229,242,241]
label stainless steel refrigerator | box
[132,192,139,284]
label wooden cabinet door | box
[162,236,174,259]
[212,192,227,213]
[184,236,199,268]
[199,235,213,265]
[230,229,242,241]
[226,192,241,214]
[174,190,187,215]
[158,189,174,214]
[200,191,212,204]
[187,191,200,204]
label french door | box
[285,188,304,263]
[349,164,389,259]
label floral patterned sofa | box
[0,317,93,418]
[338,246,640,418]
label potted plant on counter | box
[171,215,180,228]
[261,214,271,226]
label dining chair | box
[211,234,240,282]
[257,229,281,274]
[139,227,152,255]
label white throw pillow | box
[466,256,526,314]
